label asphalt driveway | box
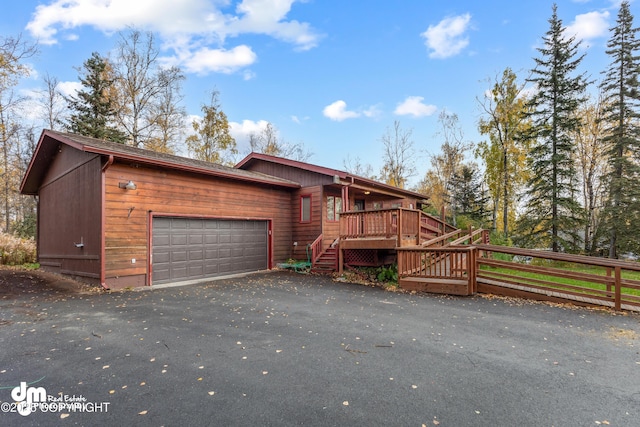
[1,270,639,426]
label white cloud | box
[229,119,270,152]
[25,0,321,74]
[242,69,257,81]
[421,13,472,59]
[291,115,310,124]
[57,81,83,98]
[565,11,610,45]
[323,100,360,121]
[179,45,257,75]
[394,96,437,118]
[362,104,383,119]
[231,0,321,51]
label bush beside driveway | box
[0,270,639,426]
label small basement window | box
[300,195,311,222]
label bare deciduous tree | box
[248,122,312,162]
[342,154,377,179]
[0,34,38,234]
[379,121,415,188]
[144,68,186,154]
[39,73,66,130]
[572,95,609,254]
[417,111,472,225]
[113,28,184,149]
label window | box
[327,196,342,221]
[300,195,311,222]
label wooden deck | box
[336,208,457,272]
[339,208,454,246]
[331,210,640,312]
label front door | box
[354,199,365,211]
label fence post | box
[615,266,621,311]
[468,247,476,295]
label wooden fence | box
[397,241,640,311]
[474,244,640,312]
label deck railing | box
[339,208,454,246]
[398,245,476,279]
[421,228,488,248]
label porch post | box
[341,185,349,210]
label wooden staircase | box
[311,246,338,274]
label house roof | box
[236,152,430,201]
[20,130,301,195]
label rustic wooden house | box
[21,130,438,289]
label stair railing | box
[310,234,323,264]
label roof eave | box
[25,131,300,191]
[84,146,300,189]
[236,152,349,180]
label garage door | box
[152,217,268,285]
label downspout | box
[100,156,114,289]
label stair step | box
[314,261,335,267]
[311,246,338,273]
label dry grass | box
[0,233,37,265]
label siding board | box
[104,163,293,284]
[38,153,102,281]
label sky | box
[1,0,630,186]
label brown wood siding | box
[104,162,292,284]
[242,161,334,187]
[38,151,102,281]
[290,186,322,258]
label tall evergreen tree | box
[65,52,126,142]
[517,4,589,252]
[449,163,490,227]
[599,0,640,258]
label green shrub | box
[0,233,37,265]
[376,264,398,283]
[488,231,514,261]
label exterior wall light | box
[118,180,137,190]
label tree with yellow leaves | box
[186,91,237,165]
[477,67,532,238]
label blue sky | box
[2,0,627,186]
